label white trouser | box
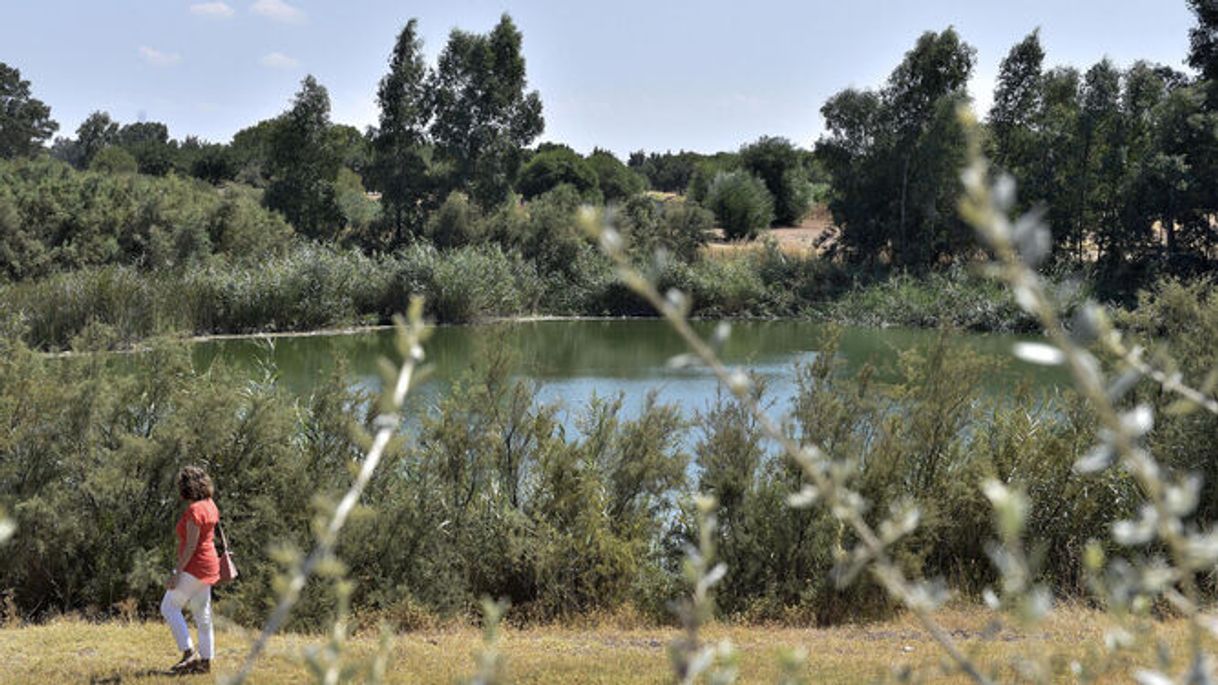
[160,571,214,659]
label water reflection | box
[189,320,1068,425]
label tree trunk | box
[899,153,911,264]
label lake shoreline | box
[38,309,984,359]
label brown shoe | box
[180,657,211,675]
[169,649,196,673]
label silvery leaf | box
[1075,443,1116,474]
[1013,342,1064,366]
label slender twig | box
[225,299,427,685]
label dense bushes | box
[1,235,1059,351]
[738,136,813,226]
[11,310,1201,627]
[705,170,774,240]
[0,157,293,281]
[824,266,1076,332]
[0,336,688,626]
[425,191,482,248]
[696,333,1109,622]
[616,195,713,263]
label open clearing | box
[0,607,1192,683]
[705,206,837,257]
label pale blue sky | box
[0,1,1198,156]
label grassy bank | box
[0,607,1192,684]
[0,238,1061,351]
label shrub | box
[334,167,381,236]
[586,149,646,202]
[739,136,813,226]
[685,256,769,315]
[516,185,591,274]
[88,146,138,175]
[616,195,712,263]
[426,244,541,321]
[685,156,738,205]
[517,145,599,201]
[425,191,482,248]
[658,201,713,262]
[210,185,294,261]
[704,170,774,241]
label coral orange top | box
[176,499,220,585]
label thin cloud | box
[138,46,182,67]
[260,52,300,69]
[189,2,234,18]
[250,0,304,23]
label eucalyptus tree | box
[0,62,58,159]
[885,29,976,265]
[1021,66,1085,259]
[817,87,888,260]
[817,28,975,266]
[989,30,1044,206]
[430,14,544,208]
[1077,60,1126,262]
[370,18,433,245]
[265,75,343,241]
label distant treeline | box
[2,4,1218,302]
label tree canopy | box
[370,18,432,244]
[517,144,599,200]
[430,14,544,208]
[0,62,57,159]
[817,28,976,266]
[264,75,343,241]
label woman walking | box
[161,466,221,675]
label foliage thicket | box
[5,6,1218,353]
[0,157,292,282]
[7,280,1218,627]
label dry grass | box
[704,206,837,258]
[0,606,1194,684]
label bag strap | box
[216,520,232,555]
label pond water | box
[189,319,1069,425]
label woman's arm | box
[172,521,200,580]
[167,521,200,590]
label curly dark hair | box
[177,466,214,501]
